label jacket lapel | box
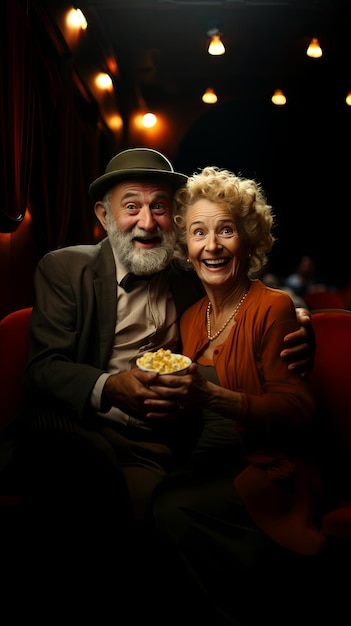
[93,238,118,367]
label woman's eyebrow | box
[190,218,235,227]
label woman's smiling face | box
[186,198,247,288]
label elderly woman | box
[150,167,325,626]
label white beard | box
[106,213,177,275]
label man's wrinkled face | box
[95,179,178,275]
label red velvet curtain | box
[0,1,34,231]
[0,0,109,252]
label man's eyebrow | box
[151,191,171,200]
[120,191,140,201]
[120,190,170,202]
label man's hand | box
[102,368,180,421]
[280,307,315,375]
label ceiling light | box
[346,91,351,107]
[95,73,113,91]
[107,114,123,130]
[67,8,87,30]
[306,37,323,58]
[202,87,218,104]
[271,89,287,106]
[207,28,225,56]
[142,113,157,128]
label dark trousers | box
[152,415,325,626]
[4,405,207,623]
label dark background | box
[1,0,350,318]
[77,0,350,286]
[175,96,350,286]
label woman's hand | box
[143,362,213,420]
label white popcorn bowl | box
[136,353,192,375]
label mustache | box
[130,226,162,240]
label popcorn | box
[137,348,191,374]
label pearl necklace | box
[206,290,248,341]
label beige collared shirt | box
[92,255,179,428]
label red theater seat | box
[304,290,346,311]
[309,309,351,539]
[0,307,32,506]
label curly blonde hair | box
[173,166,275,275]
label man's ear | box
[94,202,108,231]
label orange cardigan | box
[180,279,325,555]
